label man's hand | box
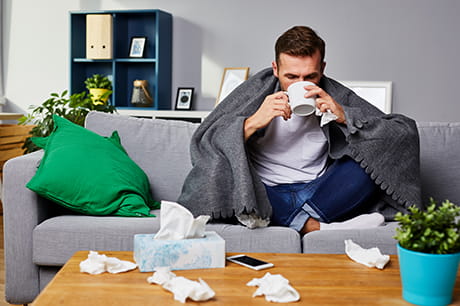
[305,84,346,124]
[244,91,291,141]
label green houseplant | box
[19,90,116,153]
[394,199,460,306]
[84,74,113,104]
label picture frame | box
[340,81,392,114]
[216,67,250,105]
[175,87,194,110]
[129,37,147,58]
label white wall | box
[3,0,460,122]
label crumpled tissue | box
[344,239,390,269]
[316,108,339,127]
[147,267,215,303]
[247,272,300,303]
[80,251,137,274]
[154,200,210,240]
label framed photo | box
[340,81,392,114]
[129,37,147,58]
[175,87,194,110]
[216,67,250,105]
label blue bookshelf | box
[69,10,172,110]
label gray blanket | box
[178,68,421,223]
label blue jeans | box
[264,157,377,231]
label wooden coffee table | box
[32,251,460,305]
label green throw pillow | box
[26,115,160,217]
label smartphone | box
[226,254,274,270]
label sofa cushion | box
[26,115,158,217]
[417,122,460,205]
[206,223,301,254]
[32,213,162,266]
[85,112,199,202]
[33,214,301,266]
[302,222,399,254]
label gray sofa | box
[3,111,460,304]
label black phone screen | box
[233,255,268,266]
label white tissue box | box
[134,231,225,272]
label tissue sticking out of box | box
[154,200,210,240]
[344,239,390,269]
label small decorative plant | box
[19,90,116,153]
[84,74,112,90]
[394,198,460,254]
[84,74,112,104]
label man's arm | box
[244,83,348,141]
[244,91,291,141]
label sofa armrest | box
[2,150,51,304]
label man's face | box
[272,51,326,91]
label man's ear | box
[272,61,279,78]
[321,61,326,74]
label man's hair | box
[275,26,325,65]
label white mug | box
[286,81,316,116]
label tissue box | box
[134,231,225,272]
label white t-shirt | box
[248,114,328,186]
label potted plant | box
[84,74,113,105]
[19,90,116,153]
[394,198,460,306]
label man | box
[245,26,384,234]
[178,26,421,233]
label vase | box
[130,80,153,107]
[397,243,460,306]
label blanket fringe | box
[350,147,411,209]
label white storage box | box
[134,231,225,272]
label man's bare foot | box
[300,218,320,235]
